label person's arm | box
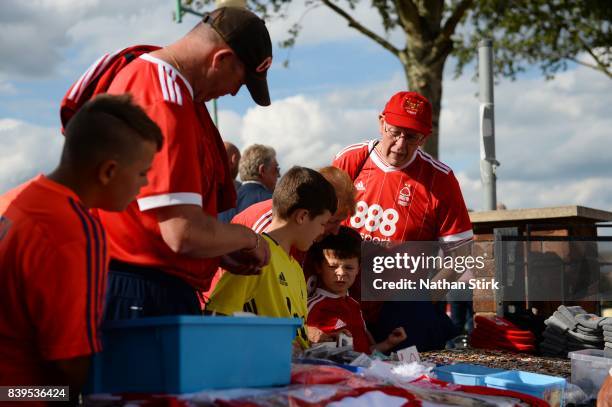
[429,241,473,301]
[156,204,270,272]
[429,171,474,301]
[371,326,407,353]
[305,325,351,344]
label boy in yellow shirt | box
[207,166,337,348]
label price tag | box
[337,332,353,348]
[397,345,420,363]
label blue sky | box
[1,0,611,213]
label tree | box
[180,0,611,158]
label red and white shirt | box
[332,140,473,250]
[96,54,229,290]
[307,289,371,353]
[232,199,274,234]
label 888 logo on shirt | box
[350,201,399,238]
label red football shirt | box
[96,54,230,290]
[333,140,473,249]
[307,289,371,353]
[0,175,107,385]
[333,141,473,322]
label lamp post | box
[478,39,499,211]
[173,0,248,126]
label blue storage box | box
[433,363,505,386]
[485,370,566,407]
[87,316,302,394]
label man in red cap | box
[62,7,273,319]
[332,91,473,351]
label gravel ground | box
[422,348,571,378]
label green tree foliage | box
[179,0,611,158]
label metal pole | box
[213,99,218,127]
[478,39,499,211]
[174,0,183,23]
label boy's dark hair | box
[272,166,337,220]
[62,94,163,168]
[307,226,362,267]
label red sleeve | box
[231,199,273,232]
[135,101,206,209]
[436,171,473,248]
[332,143,370,181]
[332,153,358,181]
[27,235,107,361]
[307,300,343,333]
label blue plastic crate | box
[485,370,566,407]
[433,363,505,386]
[87,316,302,394]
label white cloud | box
[234,94,376,170]
[0,0,189,78]
[0,0,394,80]
[0,119,62,193]
[0,75,16,95]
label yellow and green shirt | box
[207,234,309,347]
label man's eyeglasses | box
[383,122,424,144]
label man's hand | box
[241,233,270,270]
[222,233,270,275]
[220,252,261,275]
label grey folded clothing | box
[604,332,612,340]
[605,347,612,358]
[567,329,603,344]
[575,313,605,330]
[558,305,587,328]
[604,324,612,333]
[544,323,567,336]
[540,341,566,355]
[599,317,612,328]
[575,325,601,335]
[606,341,612,349]
[545,311,573,332]
[542,329,567,344]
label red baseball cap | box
[382,91,432,136]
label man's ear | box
[378,115,385,132]
[98,160,119,186]
[211,48,234,70]
[293,208,309,225]
[258,163,266,178]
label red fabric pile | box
[471,315,536,352]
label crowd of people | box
[0,5,473,402]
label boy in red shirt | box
[0,94,163,400]
[306,226,406,354]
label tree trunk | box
[400,44,449,160]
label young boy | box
[306,226,407,354]
[207,166,337,348]
[0,94,162,397]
